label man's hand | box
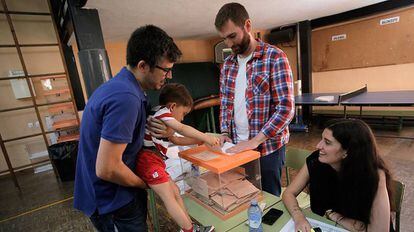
[96,138,147,188]
[226,139,259,153]
[219,133,232,146]
[226,132,267,153]
[147,116,174,138]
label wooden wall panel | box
[312,7,414,72]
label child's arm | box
[163,119,219,146]
[169,136,201,146]
[150,181,192,230]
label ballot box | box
[178,145,262,220]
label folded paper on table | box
[314,95,334,102]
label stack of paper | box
[189,168,259,212]
[314,95,334,102]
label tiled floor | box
[0,170,94,232]
[0,125,413,231]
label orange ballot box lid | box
[178,145,260,174]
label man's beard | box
[231,30,251,55]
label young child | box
[136,83,218,232]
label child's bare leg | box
[170,181,192,223]
[150,182,192,230]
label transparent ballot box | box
[178,145,262,220]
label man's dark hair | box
[126,25,182,68]
[159,83,193,107]
[215,2,249,30]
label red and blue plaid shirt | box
[219,40,295,156]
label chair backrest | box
[285,147,311,185]
[391,179,405,232]
[285,147,311,170]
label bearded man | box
[215,3,295,196]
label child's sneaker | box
[193,224,214,232]
[179,224,215,232]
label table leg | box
[148,189,159,232]
[343,106,347,118]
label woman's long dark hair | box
[326,119,393,226]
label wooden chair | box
[283,147,312,208]
[391,179,405,232]
[193,95,220,133]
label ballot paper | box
[226,180,260,198]
[314,95,335,102]
[221,142,236,155]
[280,218,349,232]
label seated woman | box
[282,119,394,232]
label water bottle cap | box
[251,199,258,205]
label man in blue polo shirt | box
[74,25,182,231]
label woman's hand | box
[294,216,312,232]
[282,164,312,232]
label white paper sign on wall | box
[380,16,400,26]
[331,34,347,41]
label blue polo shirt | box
[74,67,148,216]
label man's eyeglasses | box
[155,65,173,77]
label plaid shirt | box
[219,40,295,156]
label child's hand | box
[205,134,220,147]
[205,135,221,152]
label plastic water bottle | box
[248,199,263,232]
